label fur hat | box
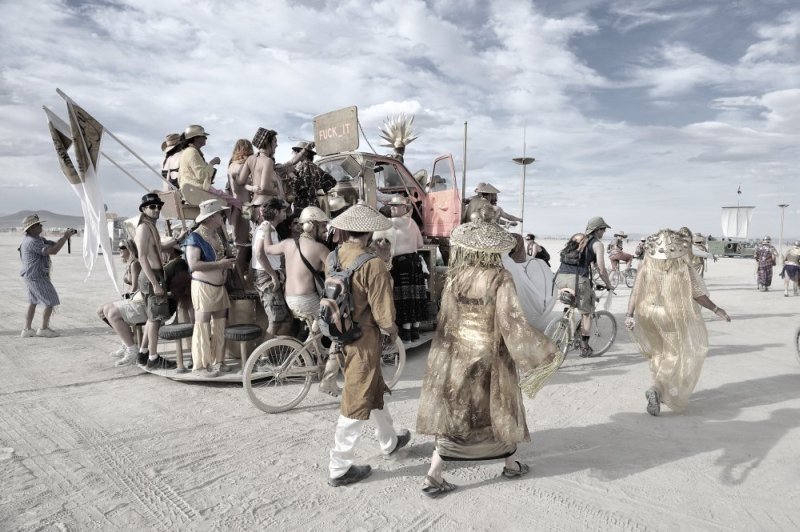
[21,214,45,232]
[330,202,391,232]
[196,199,229,223]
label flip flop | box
[501,460,530,479]
[421,475,456,498]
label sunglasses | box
[145,204,162,211]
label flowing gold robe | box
[416,267,558,458]
[333,241,397,420]
[630,256,709,411]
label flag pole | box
[100,152,151,192]
[56,88,176,190]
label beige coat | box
[416,267,557,445]
[332,241,397,420]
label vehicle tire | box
[588,311,617,355]
[243,337,314,414]
[625,268,637,288]
[545,316,573,363]
[380,334,406,389]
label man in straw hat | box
[779,240,800,297]
[19,214,77,338]
[185,199,237,377]
[416,217,560,498]
[178,125,220,191]
[625,229,730,416]
[462,182,522,227]
[690,232,716,278]
[607,230,633,271]
[554,216,615,357]
[327,202,410,487]
[161,133,182,190]
[753,235,778,291]
[123,192,185,369]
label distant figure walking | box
[19,214,77,338]
[754,236,778,291]
[779,241,800,297]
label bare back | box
[282,238,328,297]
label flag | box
[737,185,742,195]
[49,96,120,294]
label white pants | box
[329,409,399,479]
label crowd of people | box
[19,123,795,497]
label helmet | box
[299,206,329,223]
[183,125,210,140]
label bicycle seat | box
[558,290,576,306]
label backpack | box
[560,238,584,266]
[318,248,376,345]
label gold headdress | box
[645,229,691,260]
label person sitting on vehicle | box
[262,206,339,395]
[252,199,293,340]
[99,239,143,361]
[240,127,285,208]
[178,125,240,208]
[282,141,337,211]
[161,133,182,191]
[553,216,614,357]
[608,231,633,270]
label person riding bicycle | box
[554,216,614,357]
[634,238,646,261]
[608,231,633,271]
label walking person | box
[625,229,730,416]
[416,217,560,497]
[326,203,410,487]
[779,241,800,297]
[19,214,77,338]
[754,236,778,291]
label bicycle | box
[243,317,406,413]
[609,263,637,289]
[543,285,617,363]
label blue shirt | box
[20,235,54,279]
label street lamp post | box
[512,127,535,234]
[778,203,789,263]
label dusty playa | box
[1,233,799,531]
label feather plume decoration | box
[379,114,419,155]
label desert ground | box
[1,233,798,531]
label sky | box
[0,0,798,240]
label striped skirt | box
[24,275,60,307]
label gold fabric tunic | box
[416,267,558,456]
[332,241,397,420]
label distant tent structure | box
[720,206,755,239]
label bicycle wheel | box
[380,334,406,389]
[625,268,637,288]
[795,326,800,365]
[544,316,573,360]
[243,337,315,413]
[588,310,617,355]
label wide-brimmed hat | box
[161,133,180,153]
[183,125,210,141]
[292,141,316,156]
[762,235,772,243]
[299,206,329,223]
[585,216,611,234]
[613,230,628,238]
[330,202,391,232]
[475,182,500,194]
[450,220,516,253]
[21,214,45,232]
[196,199,229,223]
[645,229,691,260]
[139,192,165,212]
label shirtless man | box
[123,193,184,369]
[240,128,285,207]
[185,199,237,377]
[262,206,337,394]
[253,198,293,339]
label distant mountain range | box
[0,210,84,229]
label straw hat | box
[330,202,391,232]
[585,216,611,234]
[183,125,210,141]
[21,214,45,232]
[450,220,516,254]
[161,133,180,153]
[299,206,329,223]
[196,199,229,223]
[292,141,316,156]
[139,192,165,212]
[645,229,691,260]
[387,194,409,207]
[613,230,628,238]
[474,182,500,194]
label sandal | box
[501,460,530,479]
[421,475,456,498]
[645,387,661,416]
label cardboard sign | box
[313,106,359,156]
